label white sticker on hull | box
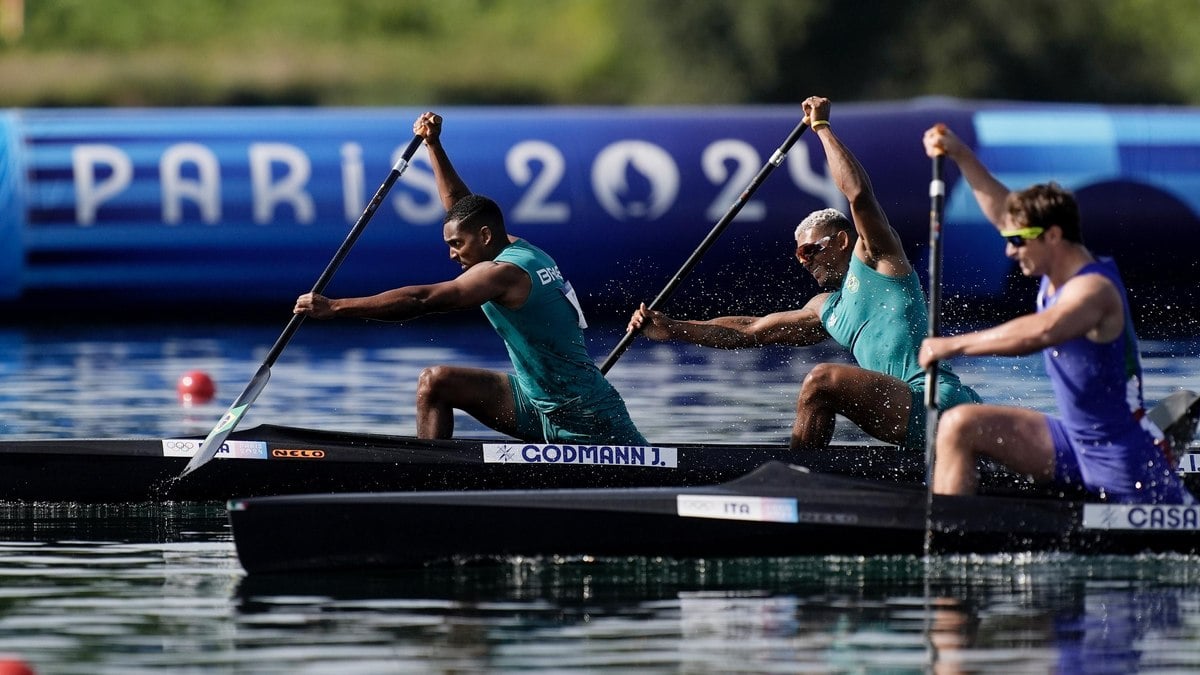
[677,495,799,523]
[1082,503,1200,530]
[162,438,269,460]
[483,443,678,468]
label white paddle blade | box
[178,366,272,478]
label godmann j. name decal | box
[676,495,799,524]
[482,443,678,468]
[161,439,269,460]
[1082,503,1200,530]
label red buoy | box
[0,658,36,675]
[177,370,216,404]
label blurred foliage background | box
[1,0,1198,107]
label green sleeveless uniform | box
[820,254,981,448]
[482,239,647,445]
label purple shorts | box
[1048,416,1194,504]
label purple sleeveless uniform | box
[1040,258,1192,504]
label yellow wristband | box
[810,120,830,130]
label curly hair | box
[794,208,853,241]
[444,193,506,236]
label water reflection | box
[928,556,1200,674]
[1,509,1199,671]
[229,556,1200,673]
[5,532,1198,671]
[0,502,228,542]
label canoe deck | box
[4,391,1197,503]
[2,418,1198,503]
[0,424,919,502]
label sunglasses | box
[795,234,835,261]
[1000,226,1045,247]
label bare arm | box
[804,96,909,275]
[296,262,530,322]
[923,124,1011,229]
[414,112,471,210]
[919,274,1122,365]
[628,294,831,349]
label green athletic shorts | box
[508,374,648,446]
[905,381,983,451]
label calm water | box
[2,319,1200,673]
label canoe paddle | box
[923,130,947,555]
[598,117,809,374]
[179,134,424,478]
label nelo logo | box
[271,448,326,459]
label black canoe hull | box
[3,411,1196,503]
[0,424,924,502]
[228,462,1200,574]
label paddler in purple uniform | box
[920,124,1194,504]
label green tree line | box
[1,0,1198,107]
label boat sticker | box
[1082,503,1200,530]
[1177,453,1200,474]
[482,443,678,468]
[270,448,326,459]
[676,495,798,523]
[213,404,249,433]
[161,438,269,460]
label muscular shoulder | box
[1054,272,1125,342]
[1060,270,1121,308]
[479,260,533,307]
[804,292,832,314]
[854,239,912,278]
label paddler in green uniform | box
[628,96,980,451]
[295,113,646,446]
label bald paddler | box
[629,96,981,451]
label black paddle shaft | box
[599,118,809,374]
[924,153,945,411]
[179,134,423,478]
[263,134,424,368]
[923,151,946,556]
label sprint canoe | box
[0,423,915,502]
[228,460,1200,574]
[7,390,1197,503]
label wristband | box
[810,120,830,130]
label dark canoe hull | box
[0,424,924,503]
[3,421,1196,503]
[228,461,1200,574]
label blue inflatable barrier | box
[1,100,1197,319]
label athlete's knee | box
[935,406,976,455]
[416,365,452,401]
[798,363,841,405]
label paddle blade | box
[1147,389,1200,460]
[178,365,272,478]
